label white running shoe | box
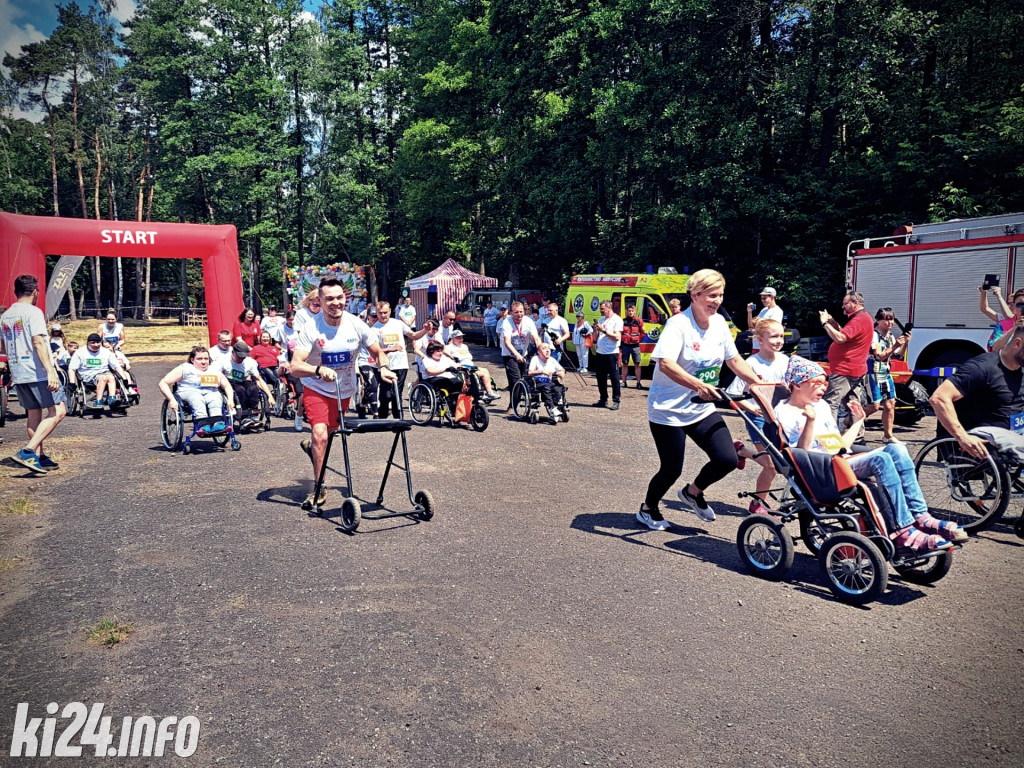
[636,507,670,531]
[294,413,303,432]
[678,487,716,522]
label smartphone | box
[984,273,999,290]
[904,322,914,333]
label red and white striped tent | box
[405,258,497,324]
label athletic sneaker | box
[609,402,620,410]
[678,486,715,522]
[11,449,48,474]
[300,438,312,461]
[636,506,670,531]
[748,499,771,515]
[294,412,303,431]
[38,455,59,471]
[301,488,327,511]
[550,407,562,419]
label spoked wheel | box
[414,489,435,521]
[914,437,1009,533]
[0,383,7,427]
[799,511,857,556]
[258,391,272,430]
[408,383,436,425]
[470,402,489,432]
[818,532,888,605]
[339,497,361,533]
[736,515,795,581]
[67,384,83,417]
[160,399,184,451]
[511,380,530,420]
[893,550,953,585]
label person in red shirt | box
[232,307,261,347]
[820,291,873,428]
[250,331,283,390]
[620,304,646,389]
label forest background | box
[2,0,1023,331]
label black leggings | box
[645,414,738,510]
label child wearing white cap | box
[746,286,783,351]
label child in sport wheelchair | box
[729,356,964,605]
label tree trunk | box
[41,76,59,216]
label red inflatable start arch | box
[0,212,243,347]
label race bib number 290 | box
[695,366,720,385]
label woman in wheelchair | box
[159,346,235,432]
[776,357,967,551]
[421,340,467,395]
[528,342,566,422]
[251,331,283,390]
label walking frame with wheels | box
[914,426,1024,539]
[309,377,435,534]
[724,384,957,605]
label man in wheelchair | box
[775,356,967,551]
[69,333,127,411]
[527,342,567,423]
[215,341,275,429]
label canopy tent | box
[404,259,497,324]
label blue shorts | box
[743,414,768,446]
[868,371,895,403]
[621,344,641,365]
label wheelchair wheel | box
[470,402,489,432]
[414,489,435,521]
[818,532,888,605]
[799,511,857,556]
[511,380,530,420]
[339,497,361,533]
[257,390,272,430]
[67,383,83,417]
[408,383,435,425]
[914,437,1009,533]
[160,399,184,451]
[0,384,7,427]
[736,515,794,581]
[893,550,953,585]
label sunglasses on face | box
[1014,303,1024,310]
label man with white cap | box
[747,286,783,352]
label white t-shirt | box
[751,305,784,350]
[294,307,319,333]
[776,398,845,454]
[1,301,48,384]
[398,304,416,328]
[70,346,117,382]
[439,323,459,345]
[216,354,260,384]
[209,345,233,365]
[373,318,413,371]
[544,316,570,344]
[725,352,789,396]
[445,343,473,365]
[260,315,283,335]
[500,315,539,357]
[647,309,738,427]
[98,321,124,346]
[528,354,564,384]
[594,313,623,355]
[296,311,376,399]
[177,363,223,395]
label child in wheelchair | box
[775,356,967,550]
[527,342,568,423]
[159,346,236,436]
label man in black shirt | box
[930,326,1024,459]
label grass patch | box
[86,617,133,647]
[56,318,209,357]
[2,497,38,516]
[0,556,23,572]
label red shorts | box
[302,388,350,430]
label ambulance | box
[565,270,693,367]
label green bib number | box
[695,366,721,385]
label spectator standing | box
[98,310,126,349]
[483,301,500,347]
[543,302,570,361]
[820,291,873,428]
[669,298,682,316]
[864,308,910,443]
[398,297,417,331]
[373,301,428,418]
[989,288,1024,353]
[746,287,783,352]
[295,288,322,333]
[0,275,66,472]
[439,311,462,345]
[260,306,284,337]
[572,312,593,373]
[592,300,623,410]
[620,304,645,388]
[232,307,261,347]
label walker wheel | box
[231,440,241,451]
[413,490,435,521]
[182,443,192,456]
[339,497,361,533]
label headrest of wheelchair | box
[87,333,102,343]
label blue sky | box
[1,1,138,62]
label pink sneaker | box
[748,499,771,515]
[892,525,953,553]
[734,440,747,470]
[914,512,968,543]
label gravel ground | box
[1,348,1022,768]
